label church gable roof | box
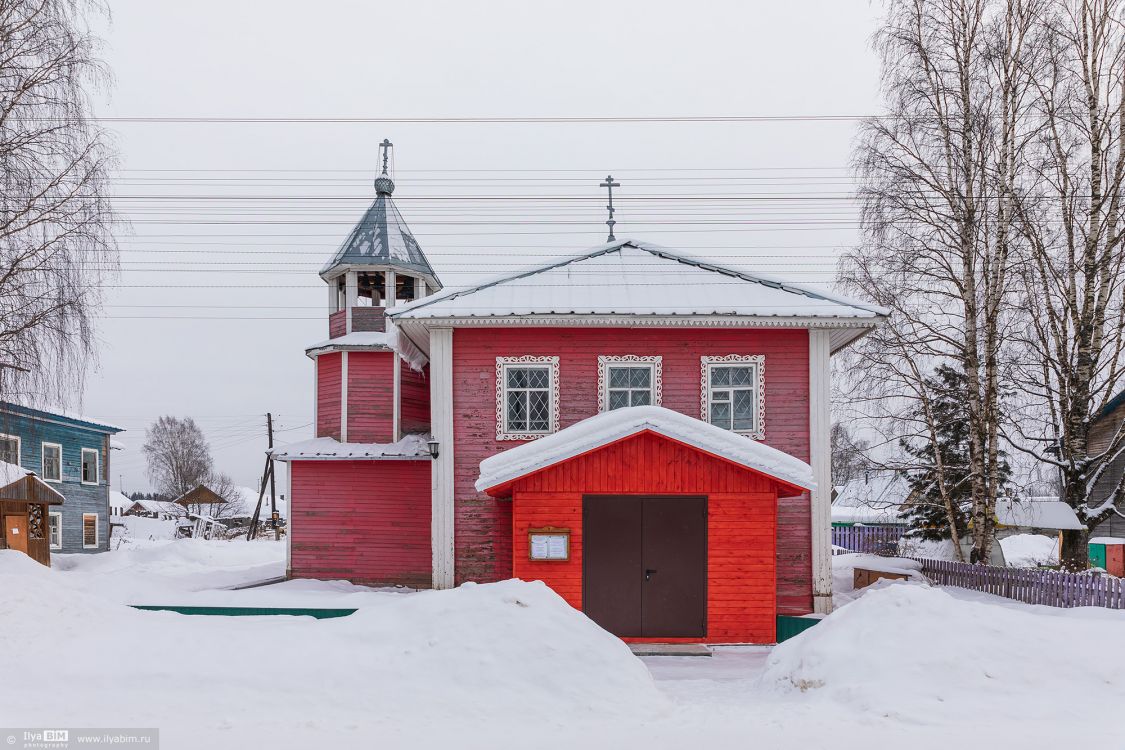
[390,239,887,322]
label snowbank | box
[0,554,662,747]
[1000,533,1059,568]
[762,584,1125,727]
[831,553,925,606]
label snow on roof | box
[0,401,123,432]
[995,500,1084,531]
[392,240,888,323]
[476,405,814,494]
[271,433,430,462]
[305,322,427,371]
[226,486,288,518]
[110,439,127,451]
[0,459,65,503]
[832,472,911,525]
[127,498,181,515]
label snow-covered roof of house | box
[305,323,428,371]
[319,171,441,287]
[391,240,887,353]
[0,459,65,504]
[995,499,1083,531]
[831,472,912,525]
[0,401,124,432]
[127,498,181,515]
[476,405,814,495]
[271,433,431,462]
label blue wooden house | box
[0,403,123,555]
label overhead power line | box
[77,114,875,124]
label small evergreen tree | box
[901,365,1010,542]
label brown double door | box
[582,495,707,638]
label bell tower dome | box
[322,139,442,336]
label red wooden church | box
[275,146,887,643]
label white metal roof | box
[393,239,886,321]
[476,405,814,494]
[271,433,430,462]
[995,500,1084,531]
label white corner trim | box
[393,355,402,441]
[495,356,561,441]
[700,355,766,440]
[430,328,455,590]
[340,351,349,442]
[808,330,833,614]
[597,355,663,412]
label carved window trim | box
[496,356,560,440]
[700,354,766,439]
[597,355,663,412]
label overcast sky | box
[80,0,884,494]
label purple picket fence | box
[912,557,1125,609]
[832,525,905,554]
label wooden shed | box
[172,485,228,510]
[0,464,66,566]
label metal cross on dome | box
[379,139,393,174]
[600,174,620,242]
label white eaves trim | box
[271,433,431,462]
[475,405,815,494]
[305,323,428,371]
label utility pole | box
[247,412,280,541]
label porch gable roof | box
[476,405,815,498]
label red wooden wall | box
[400,365,430,435]
[316,353,342,440]
[347,352,394,442]
[450,326,813,614]
[289,459,431,587]
[509,431,779,643]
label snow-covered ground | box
[1,542,1121,748]
[1000,533,1060,567]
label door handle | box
[645,568,657,581]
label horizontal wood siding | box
[400,365,430,435]
[328,310,346,338]
[316,353,342,440]
[452,326,811,612]
[347,352,394,443]
[289,459,431,587]
[511,431,778,642]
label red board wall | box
[289,459,431,587]
[316,353,342,440]
[400,365,430,435]
[451,326,813,614]
[347,352,394,443]
[509,431,779,643]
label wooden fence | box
[832,525,905,554]
[913,557,1125,609]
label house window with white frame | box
[48,512,62,549]
[41,442,61,482]
[496,356,560,439]
[82,513,99,548]
[0,434,20,466]
[81,448,99,485]
[599,355,662,412]
[701,355,765,438]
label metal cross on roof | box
[379,139,393,174]
[599,174,620,242]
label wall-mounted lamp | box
[427,439,440,460]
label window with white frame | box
[48,512,62,549]
[41,442,61,482]
[0,434,20,466]
[598,355,662,412]
[82,513,98,548]
[496,356,560,440]
[701,355,765,438]
[81,448,99,485]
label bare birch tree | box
[0,0,118,404]
[1008,0,1125,568]
[842,0,1043,562]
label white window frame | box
[48,511,62,550]
[0,433,21,466]
[81,447,100,485]
[82,512,99,549]
[701,355,766,439]
[496,356,560,440]
[41,442,62,483]
[598,355,662,412]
